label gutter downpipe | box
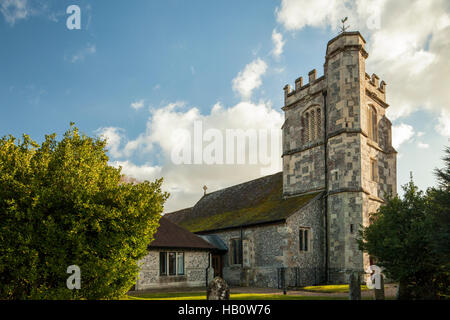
[323,90,329,283]
[205,252,211,287]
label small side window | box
[160,252,167,276]
[299,228,311,252]
[370,159,378,182]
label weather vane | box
[340,17,349,33]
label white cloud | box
[271,29,285,58]
[232,58,267,100]
[275,0,450,135]
[131,99,145,110]
[110,160,162,182]
[392,123,415,149]
[95,127,124,158]
[68,43,96,63]
[1,0,28,25]
[436,110,450,137]
[275,0,354,32]
[417,142,429,149]
[99,99,283,213]
[368,1,450,122]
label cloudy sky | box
[1,0,449,213]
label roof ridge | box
[200,171,282,199]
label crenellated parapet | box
[283,68,326,107]
[364,72,388,107]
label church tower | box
[281,32,397,283]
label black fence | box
[277,267,326,289]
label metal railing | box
[277,267,327,289]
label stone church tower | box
[282,32,397,283]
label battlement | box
[365,72,386,93]
[283,68,326,104]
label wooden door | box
[212,254,223,278]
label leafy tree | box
[0,124,168,299]
[427,147,450,297]
[358,147,450,299]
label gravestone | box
[207,276,230,300]
[349,272,361,300]
[374,275,385,300]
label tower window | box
[302,106,322,143]
[300,116,305,144]
[305,113,310,143]
[350,224,354,233]
[370,159,378,182]
[317,108,321,137]
[368,106,378,143]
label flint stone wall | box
[135,249,211,290]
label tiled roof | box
[149,216,216,250]
[165,172,321,233]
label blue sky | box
[0,1,328,140]
[1,0,449,212]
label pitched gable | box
[149,216,216,250]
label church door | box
[212,254,223,278]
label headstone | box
[374,275,385,300]
[207,276,230,300]
[349,272,361,300]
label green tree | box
[358,145,450,299]
[0,124,168,299]
[427,147,450,297]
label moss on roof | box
[165,172,321,233]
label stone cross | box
[207,277,230,300]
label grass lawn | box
[127,293,352,300]
[301,284,368,293]
[127,289,373,300]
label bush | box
[0,124,168,299]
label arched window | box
[302,106,322,144]
[368,106,378,142]
[300,116,305,144]
[316,108,321,138]
[304,112,310,143]
[310,110,315,140]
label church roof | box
[149,216,216,250]
[164,172,321,233]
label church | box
[134,31,397,290]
